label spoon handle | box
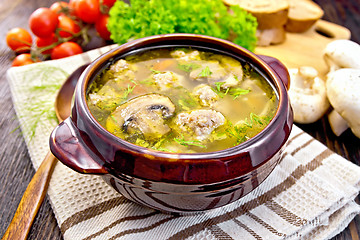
[2,151,57,240]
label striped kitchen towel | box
[7,45,360,240]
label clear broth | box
[87,48,278,153]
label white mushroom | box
[323,40,360,138]
[324,39,360,72]
[326,68,360,138]
[288,66,329,123]
[328,110,349,137]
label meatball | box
[193,84,219,107]
[176,109,225,140]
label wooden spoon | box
[2,64,88,240]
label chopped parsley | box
[177,96,199,111]
[249,112,272,126]
[228,88,250,99]
[151,68,163,74]
[214,82,225,92]
[226,125,249,144]
[226,113,272,145]
[121,82,137,99]
[212,81,250,99]
[177,62,201,72]
[174,136,206,148]
[198,66,212,77]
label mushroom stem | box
[288,67,329,124]
[326,68,360,139]
[328,110,349,136]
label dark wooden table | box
[0,0,359,239]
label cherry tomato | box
[102,0,116,9]
[12,53,39,67]
[36,35,59,55]
[68,0,79,11]
[50,1,69,16]
[74,0,100,24]
[67,0,79,15]
[29,8,59,38]
[100,0,116,13]
[51,42,83,59]
[57,15,81,39]
[6,28,32,53]
[95,14,111,41]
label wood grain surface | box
[0,1,359,240]
[255,20,351,78]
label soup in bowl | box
[50,34,293,213]
[88,47,278,153]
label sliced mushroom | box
[189,61,227,83]
[188,58,243,89]
[106,94,176,140]
[222,74,239,88]
[176,109,226,140]
[213,54,244,81]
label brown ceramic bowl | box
[50,34,293,213]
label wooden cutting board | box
[255,20,351,79]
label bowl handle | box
[258,55,290,90]
[50,118,108,174]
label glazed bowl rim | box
[76,33,290,160]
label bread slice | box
[222,0,289,30]
[256,27,286,46]
[285,0,324,33]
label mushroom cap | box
[326,68,360,138]
[288,67,329,124]
[106,94,176,139]
[324,40,360,71]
